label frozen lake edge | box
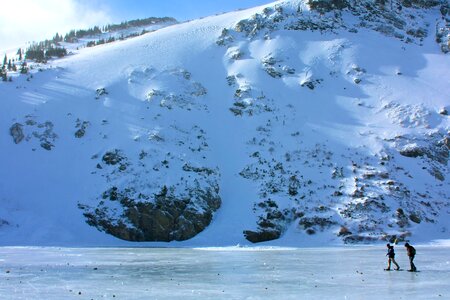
[1,245,449,299]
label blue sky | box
[0,0,274,51]
[98,0,275,22]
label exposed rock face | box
[218,0,447,50]
[395,133,449,181]
[129,68,208,111]
[399,144,426,158]
[95,88,108,99]
[228,82,274,117]
[75,119,90,138]
[299,216,337,233]
[401,0,442,8]
[102,150,125,166]
[243,229,281,243]
[10,118,57,150]
[439,108,448,115]
[40,141,54,151]
[238,114,449,243]
[308,0,349,12]
[243,199,291,243]
[81,184,221,242]
[80,122,222,242]
[10,123,24,144]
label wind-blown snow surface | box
[0,0,449,246]
[0,246,449,299]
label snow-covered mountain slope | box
[1,0,449,247]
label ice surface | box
[0,246,449,299]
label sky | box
[0,0,275,51]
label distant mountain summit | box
[0,0,448,246]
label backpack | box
[410,246,416,256]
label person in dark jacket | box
[405,243,417,272]
[385,243,400,270]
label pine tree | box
[1,67,7,81]
[3,54,7,66]
[45,46,67,58]
[20,61,28,74]
[53,33,63,43]
[17,48,23,61]
[7,59,12,71]
[25,45,45,62]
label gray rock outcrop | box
[10,123,24,144]
[81,184,221,242]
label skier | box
[404,243,417,272]
[385,243,400,271]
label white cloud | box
[0,0,111,51]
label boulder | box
[10,123,24,144]
[243,229,281,243]
[399,144,425,158]
[102,150,124,165]
[75,120,90,138]
[95,88,108,99]
[40,141,53,151]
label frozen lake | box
[0,246,449,299]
